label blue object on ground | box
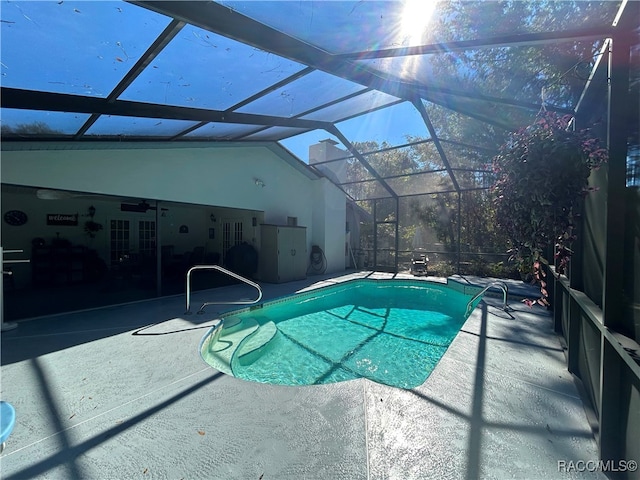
[1,401,16,450]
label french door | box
[222,219,243,262]
[109,218,156,265]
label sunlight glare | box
[400,0,437,46]
[395,0,437,80]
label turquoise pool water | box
[200,279,480,389]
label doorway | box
[109,218,156,265]
[108,217,157,291]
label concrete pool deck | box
[0,271,604,479]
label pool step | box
[219,316,243,336]
[201,317,259,375]
[236,321,278,366]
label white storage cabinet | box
[259,224,307,283]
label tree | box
[1,122,63,136]
[491,112,607,306]
[341,1,616,275]
[418,1,618,156]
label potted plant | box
[84,220,103,238]
[84,206,103,239]
[492,112,608,307]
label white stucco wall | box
[2,143,313,223]
[311,177,346,273]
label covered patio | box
[1,1,639,475]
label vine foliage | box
[492,112,608,307]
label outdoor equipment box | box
[259,224,307,283]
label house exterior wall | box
[311,177,347,273]
[1,142,347,284]
[309,139,367,269]
[2,143,314,223]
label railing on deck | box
[185,265,262,315]
[465,281,509,317]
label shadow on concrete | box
[4,370,224,480]
[405,302,594,479]
[29,357,86,479]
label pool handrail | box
[465,281,509,317]
[185,265,263,314]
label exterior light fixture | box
[210,214,216,223]
[88,205,96,218]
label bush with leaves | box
[492,112,607,307]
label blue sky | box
[1,0,433,153]
[279,100,431,162]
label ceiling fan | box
[35,188,105,200]
[121,200,168,213]
[121,200,154,212]
[36,189,168,214]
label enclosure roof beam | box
[307,137,436,168]
[412,99,461,192]
[1,87,334,131]
[359,185,491,202]
[575,0,639,119]
[170,67,319,140]
[338,26,616,60]
[573,39,611,118]
[419,94,518,132]
[416,85,573,115]
[310,136,497,168]
[229,86,375,141]
[74,18,187,139]
[128,1,523,119]
[132,1,624,117]
[326,125,399,199]
[338,165,492,187]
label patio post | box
[599,29,632,466]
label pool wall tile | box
[219,278,481,321]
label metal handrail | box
[465,281,509,317]
[185,265,263,314]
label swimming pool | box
[200,278,482,389]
